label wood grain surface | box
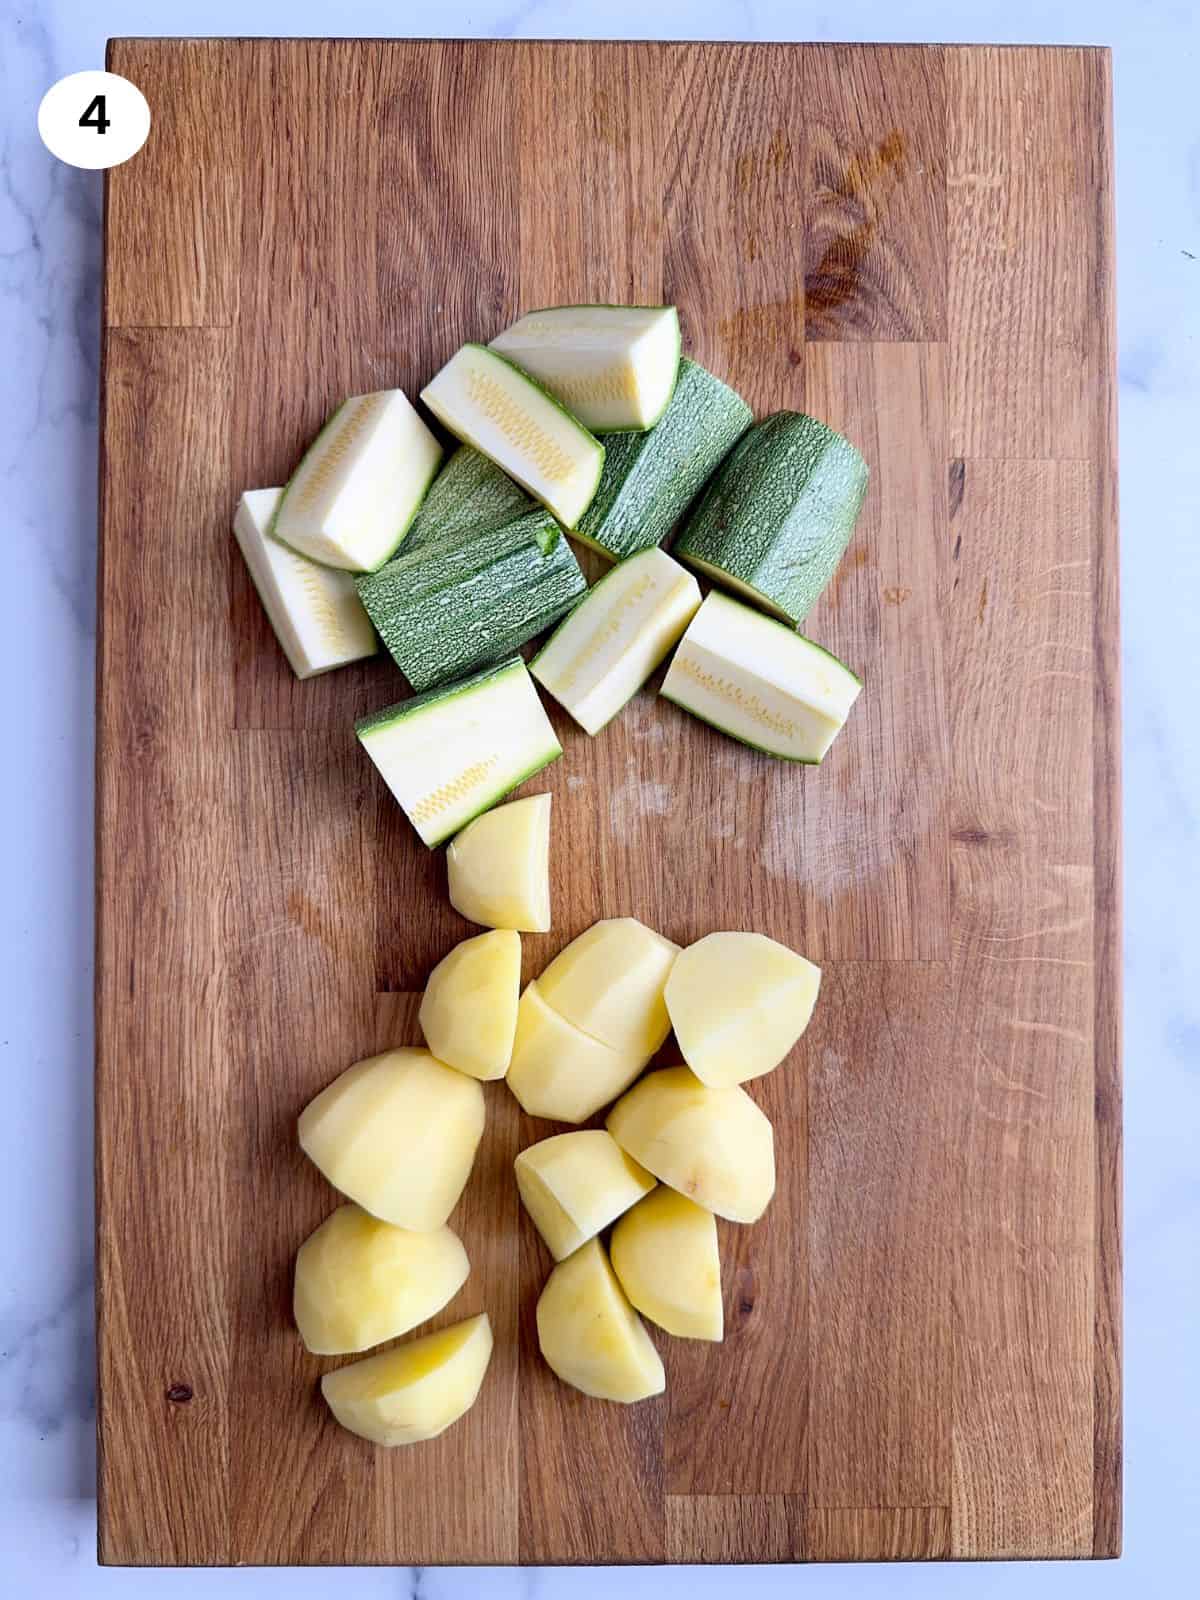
[96,39,1120,1566]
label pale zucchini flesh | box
[573,358,753,561]
[490,305,681,433]
[357,509,586,693]
[356,657,562,847]
[233,488,378,678]
[420,344,604,529]
[660,591,862,763]
[532,548,701,735]
[271,389,443,572]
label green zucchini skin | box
[673,411,869,623]
[356,509,586,693]
[572,359,752,561]
[402,443,534,555]
[355,655,528,738]
[355,656,562,847]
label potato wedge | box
[418,929,521,1081]
[506,981,645,1124]
[537,917,679,1057]
[610,1186,723,1341]
[665,930,820,1085]
[321,1312,493,1446]
[299,1048,485,1231]
[294,1204,469,1355]
[516,1130,655,1260]
[446,793,552,932]
[606,1065,775,1223]
[536,1238,664,1402]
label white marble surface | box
[3,0,1199,1590]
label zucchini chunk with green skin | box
[270,389,442,572]
[515,1130,655,1261]
[532,549,701,735]
[356,657,561,848]
[357,509,586,693]
[674,410,868,623]
[401,442,535,557]
[447,794,552,933]
[420,344,604,529]
[536,1238,665,1403]
[321,1313,493,1447]
[233,488,378,678]
[573,359,753,561]
[490,305,681,433]
[610,1186,723,1342]
[660,590,861,763]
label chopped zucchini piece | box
[421,343,604,529]
[532,548,701,735]
[356,657,561,847]
[660,591,861,763]
[233,487,377,677]
[490,304,681,432]
[271,389,442,572]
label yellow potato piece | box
[536,916,679,1056]
[516,1130,655,1260]
[446,793,552,932]
[294,1204,469,1355]
[610,1186,723,1341]
[606,1065,775,1223]
[536,1238,665,1403]
[506,981,645,1124]
[665,930,821,1085]
[321,1312,493,1447]
[299,1048,485,1231]
[418,929,521,1081]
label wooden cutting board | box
[96,38,1120,1566]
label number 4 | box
[79,94,111,134]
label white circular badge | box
[38,71,150,171]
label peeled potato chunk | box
[321,1312,493,1447]
[606,1065,775,1223]
[536,1238,665,1402]
[516,1130,655,1260]
[294,1204,469,1355]
[665,930,821,1086]
[506,981,645,1123]
[299,1048,485,1231]
[446,793,552,932]
[610,1186,723,1341]
[418,929,521,1082]
[536,916,679,1057]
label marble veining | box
[3,0,1199,1591]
